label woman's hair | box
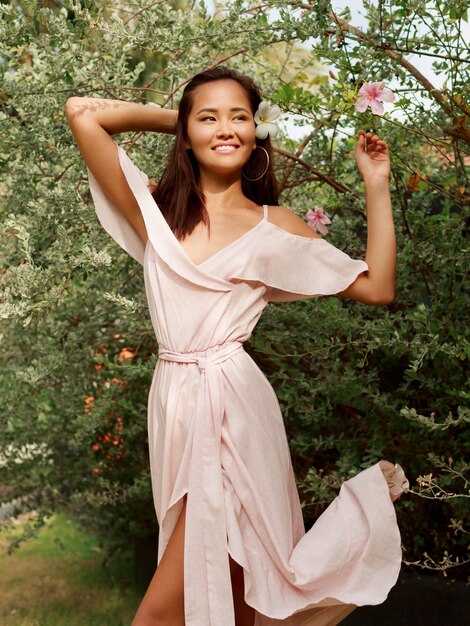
[152,66,279,240]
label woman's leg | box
[229,554,255,626]
[132,495,187,626]
[132,493,255,626]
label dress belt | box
[157,340,244,626]
[158,339,244,368]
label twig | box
[274,147,353,194]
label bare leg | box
[229,554,255,626]
[132,495,187,626]
[132,496,255,626]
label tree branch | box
[274,146,354,194]
[290,1,470,145]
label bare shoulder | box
[267,205,322,239]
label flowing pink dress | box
[87,142,403,626]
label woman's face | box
[185,79,257,178]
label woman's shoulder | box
[266,205,322,239]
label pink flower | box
[355,81,396,115]
[306,207,332,235]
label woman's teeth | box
[214,145,238,152]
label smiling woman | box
[65,65,407,626]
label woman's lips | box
[212,144,240,153]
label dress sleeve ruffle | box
[229,223,369,303]
[85,140,368,300]
[86,142,150,266]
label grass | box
[0,511,144,625]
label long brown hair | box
[152,66,279,240]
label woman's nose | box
[215,122,234,137]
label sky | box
[201,0,468,139]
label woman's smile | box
[211,143,240,153]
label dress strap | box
[263,204,269,221]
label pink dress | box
[87,142,403,626]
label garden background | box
[0,0,468,622]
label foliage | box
[0,0,468,580]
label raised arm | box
[337,130,396,306]
[64,97,177,246]
[268,130,395,306]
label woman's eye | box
[200,115,248,122]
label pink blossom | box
[306,207,332,235]
[355,81,396,115]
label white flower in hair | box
[254,100,281,140]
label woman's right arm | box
[65,97,177,246]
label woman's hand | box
[355,129,391,184]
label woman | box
[65,66,408,626]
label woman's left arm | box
[337,129,396,305]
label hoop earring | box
[242,146,269,182]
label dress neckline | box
[168,205,269,268]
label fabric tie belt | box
[157,340,245,626]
